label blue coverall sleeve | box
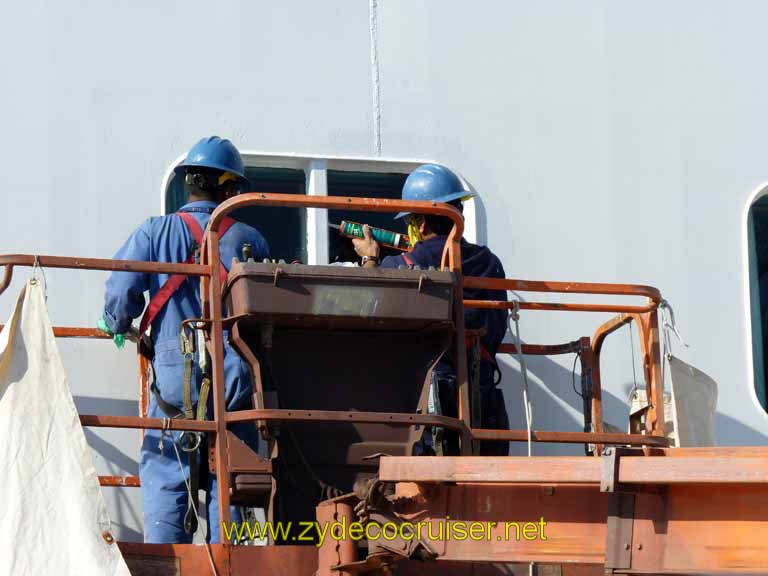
[378,254,404,269]
[249,229,271,260]
[103,219,153,334]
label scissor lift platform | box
[1,193,766,575]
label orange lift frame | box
[1,193,766,575]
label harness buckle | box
[179,325,196,357]
[179,431,202,453]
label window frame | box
[160,152,479,265]
[744,181,768,413]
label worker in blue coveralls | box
[98,136,269,543]
[351,164,510,456]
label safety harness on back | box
[139,209,237,535]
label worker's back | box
[103,200,269,411]
[105,201,268,342]
[380,235,507,355]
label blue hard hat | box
[395,164,474,219]
[175,136,249,183]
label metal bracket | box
[604,491,636,573]
[601,447,640,572]
[601,446,640,493]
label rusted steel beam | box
[79,414,216,432]
[631,310,665,438]
[316,500,357,576]
[618,456,768,484]
[591,314,634,455]
[367,481,768,572]
[99,475,140,487]
[577,337,596,444]
[631,484,768,573]
[225,408,470,432]
[204,192,465,275]
[382,456,601,484]
[0,263,13,297]
[0,325,111,339]
[464,300,655,314]
[379,455,768,485]
[208,192,465,240]
[205,221,235,532]
[0,254,209,297]
[119,542,228,575]
[462,276,662,303]
[498,341,582,356]
[118,542,319,575]
[665,446,768,458]
[397,484,606,565]
[224,411,664,448]
[50,326,110,338]
[471,429,667,447]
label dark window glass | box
[749,197,768,410]
[166,167,307,264]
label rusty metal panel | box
[225,261,455,329]
[118,543,229,575]
[123,554,180,576]
[370,479,768,572]
[229,546,319,576]
[419,484,607,565]
[379,456,768,485]
[631,485,768,573]
[603,492,635,570]
[119,543,320,576]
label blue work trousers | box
[140,339,257,544]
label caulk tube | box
[330,221,410,251]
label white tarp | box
[668,355,718,447]
[0,280,130,576]
[628,355,718,447]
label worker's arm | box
[247,228,271,261]
[102,219,153,335]
[352,225,380,268]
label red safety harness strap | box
[138,212,237,334]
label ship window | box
[164,157,468,266]
[165,167,307,263]
[234,167,307,263]
[748,194,768,410]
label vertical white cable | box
[369,0,382,156]
[509,302,533,456]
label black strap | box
[184,448,200,534]
[178,206,215,214]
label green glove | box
[97,317,125,349]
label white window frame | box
[743,181,768,416]
[160,152,479,265]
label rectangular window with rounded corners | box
[235,167,307,264]
[748,196,768,409]
[165,166,307,263]
[164,156,474,267]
